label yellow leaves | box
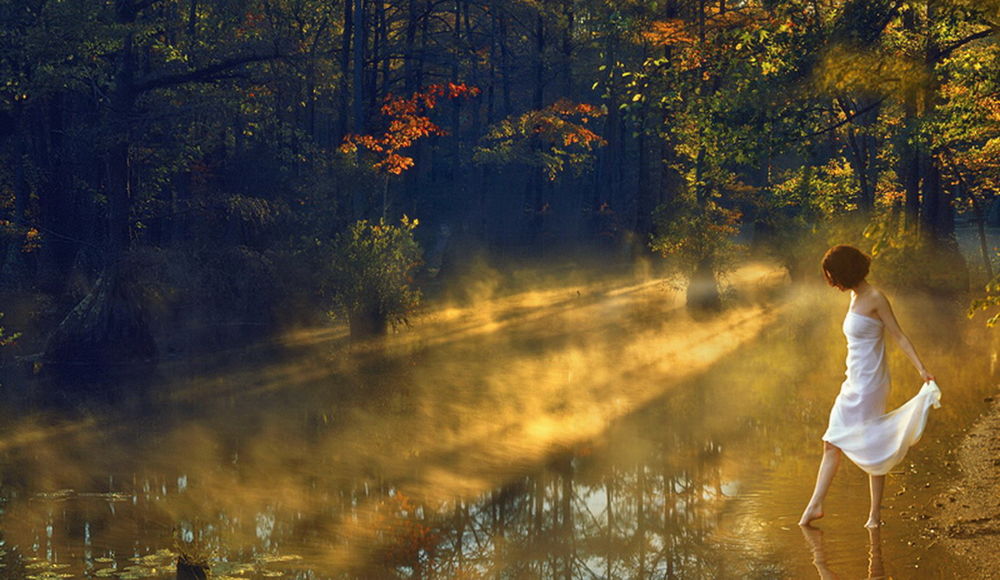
[815,45,927,97]
[642,19,695,47]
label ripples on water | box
[0,261,995,579]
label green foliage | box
[772,160,861,216]
[329,216,423,334]
[474,100,606,180]
[969,254,1000,327]
[0,312,19,347]
[749,162,859,277]
[864,212,970,293]
[649,193,742,278]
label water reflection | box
[0,263,995,578]
[799,526,886,580]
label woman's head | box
[821,245,870,290]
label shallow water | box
[0,263,995,579]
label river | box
[0,260,995,579]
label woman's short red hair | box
[821,245,870,289]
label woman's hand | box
[920,369,935,383]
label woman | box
[799,244,942,529]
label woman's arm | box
[873,290,934,382]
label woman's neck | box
[851,279,871,296]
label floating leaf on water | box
[94,568,118,577]
[130,548,175,566]
[78,492,132,502]
[26,561,70,571]
[212,561,255,575]
[257,554,302,563]
[115,564,157,579]
[30,489,75,502]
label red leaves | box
[342,83,479,175]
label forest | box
[0,0,997,376]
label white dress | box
[822,310,942,476]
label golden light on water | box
[0,259,995,577]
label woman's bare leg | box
[865,474,885,528]
[799,441,841,526]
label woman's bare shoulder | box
[869,287,894,309]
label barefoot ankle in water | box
[865,516,881,529]
[799,505,824,526]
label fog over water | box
[0,258,995,578]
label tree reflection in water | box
[418,454,740,578]
[392,393,789,579]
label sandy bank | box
[929,391,1000,579]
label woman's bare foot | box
[864,515,881,529]
[799,505,824,526]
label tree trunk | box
[969,193,994,280]
[635,50,655,246]
[897,99,921,229]
[348,302,388,339]
[561,0,574,95]
[1,101,30,289]
[337,0,353,141]
[595,35,622,214]
[840,97,879,214]
[498,10,512,117]
[42,263,157,385]
[687,255,721,311]
[43,3,154,380]
[352,0,366,133]
[37,91,80,293]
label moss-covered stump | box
[41,263,157,386]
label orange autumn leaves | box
[339,83,480,175]
[474,99,607,180]
[341,85,605,180]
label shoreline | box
[929,390,1000,578]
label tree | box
[340,83,480,219]
[35,0,305,376]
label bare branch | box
[935,27,997,62]
[132,0,164,13]
[793,97,885,142]
[134,49,283,93]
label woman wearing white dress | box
[799,245,941,529]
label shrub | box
[864,211,970,294]
[969,256,1000,327]
[329,216,423,338]
[650,195,742,310]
